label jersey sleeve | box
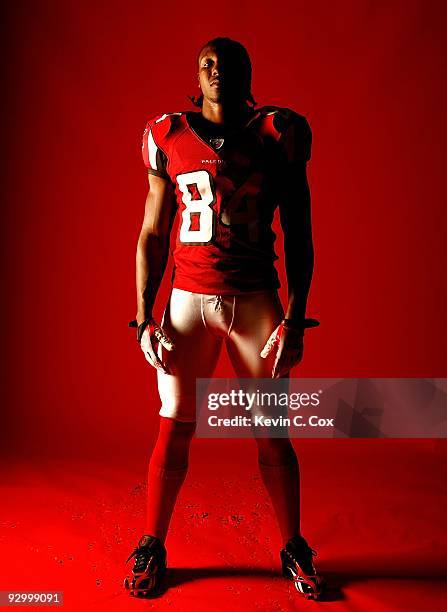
[275,109,312,164]
[141,120,169,179]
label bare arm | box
[136,174,177,325]
[279,161,314,326]
[261,161,314,377]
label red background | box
[1,1,446,610]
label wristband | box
[283,318,320,332]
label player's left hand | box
[260,321,304,379]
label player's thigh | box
[157,289,222,420]
[226,291,284,378]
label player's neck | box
[201,99,252,126]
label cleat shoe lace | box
[126,546,153,573]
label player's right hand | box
[130,319,175,373]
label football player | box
[124,37,323,600]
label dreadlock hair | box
[189,37,257,108]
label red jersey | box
[141,106,311,294]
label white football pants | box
[157,288,284,422]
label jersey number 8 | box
[177,170,215,245]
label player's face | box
[198,47,223,103]
[198,45,247,105]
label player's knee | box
[159,393,197,423]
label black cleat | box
[280,534,324,600]
[124,535,167,597]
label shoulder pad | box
[150,111,184,125]
[254,106,312,162]
[269,107,309,136]
[250,105,309,131]
[146,112,186,146]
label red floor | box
[1,439,446,611]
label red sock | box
[145,417,195,544]
[256,438,301,545]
